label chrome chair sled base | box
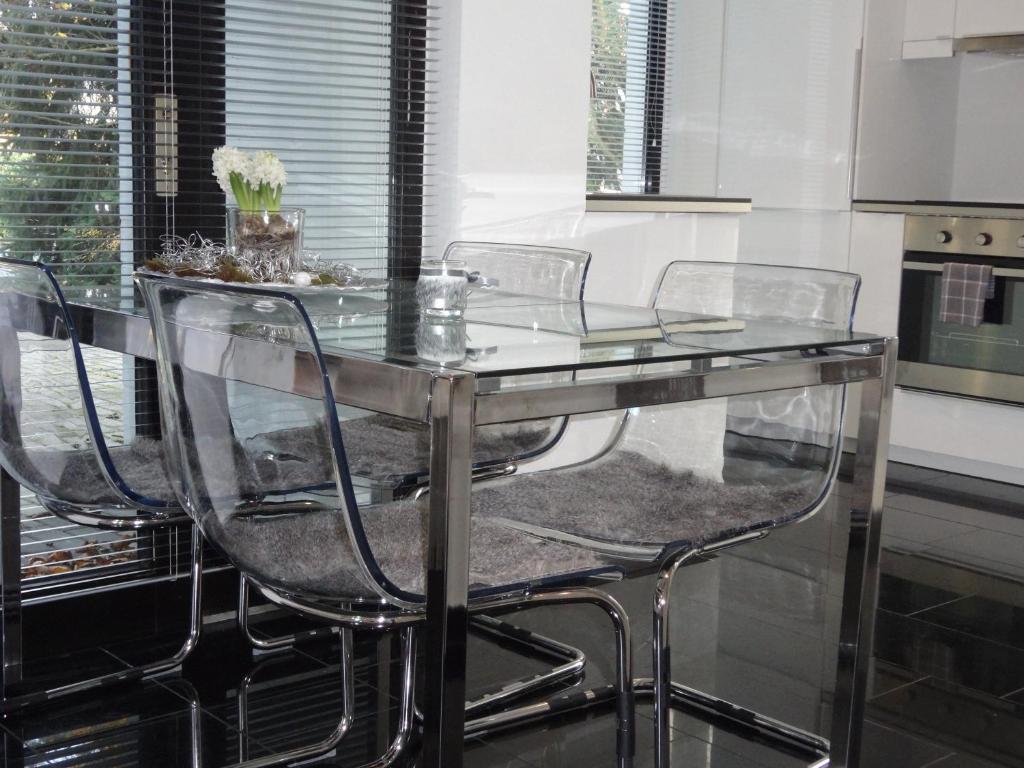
[221,582,634,768]
[651,534,830,764]
[1,524,203,712]
[237,576,590,718]
[470,532,830,767]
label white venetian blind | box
[588,0,671,195]
[222,0,434,274]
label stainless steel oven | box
[898,214,1024,405]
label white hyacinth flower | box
[246,151,287,191]
[211,146,249,194]
[212,146,287,212]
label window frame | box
[587,0,669,196]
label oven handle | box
[903,260,1024,278]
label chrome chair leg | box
[232,627,355,768]
[653,549,701,767]
[365,627,417,768]
[464,587,634,759]
[652,539,830,767]
[3,523,203,710]
[237,576,334,653]
[232,627,416,768]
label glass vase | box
[415,316,467,365]
[226,207,304,282]
[416,259,468,318]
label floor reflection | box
[0,462,1020,768]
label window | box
[0,0,431,594]
[587,0,669,195]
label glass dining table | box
[0,277,896,768]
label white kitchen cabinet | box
[848,212,904,336]
[715,0,863,210]
[903,0,956,58]
[955,0,1024,37]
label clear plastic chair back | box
[0,259,173,516]
[443,241,590,301]
[443,242,593,469]
[625,261,859,514]
[138,275,400,604]
[654,261,858,329]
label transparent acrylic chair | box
[473,261,860,766]
[339,240,592,490]
[239,241,591,659]
[0,258,201,708]
[138,273,634,768]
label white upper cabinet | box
[903,0,956,58]
[955,0,1024,37]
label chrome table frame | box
[0,295,895,768]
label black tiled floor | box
[1006,688,1024,705]
[913,594,1024,649]
[869,674,1024,768]
[923,755,1011,768]
[3,461,1022,767]
[858,719,953,768]
[876,572,971,617]
[874,607,1024,699]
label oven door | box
[898,253,1024,405]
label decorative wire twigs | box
[145,234,386,289]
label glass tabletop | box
[63,278,888,378]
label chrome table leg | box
[829,337,897,768]
[422,372,475,768]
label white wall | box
[663,0,864,211]
[714,0,864,282]
[434,0,589,251]
[737,210,853,271]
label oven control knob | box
[975,233,993,246]
[1017,236,1024,249]
[935,230,953,244]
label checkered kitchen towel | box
[939,262,995,327]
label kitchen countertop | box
[853,200,1024,219]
